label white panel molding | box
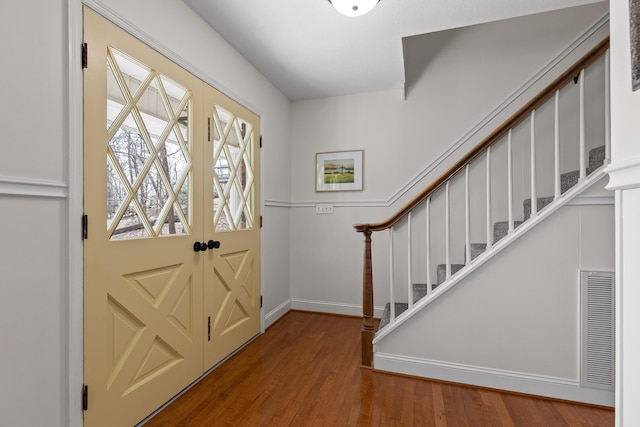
[264,199,383,208]
[613,189,622,424]
[374,352,614,407]
[0,176,67,198]
[265,299,292,328]
[291,298,385,318]
[274,14,609,209]
[605,155,640,191]
[567,194,615,206]
[265,199,297,208]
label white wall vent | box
[580,270,615,390]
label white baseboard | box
[291,298,385,318]
[265,299,292,328]
[374,352,614,407]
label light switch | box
[315,204,334,214]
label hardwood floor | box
[144,311,614,426]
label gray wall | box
[288,3,609,315]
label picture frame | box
[315,150,364,192]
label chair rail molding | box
[0,176,68,198]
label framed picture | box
[315,150,364,192]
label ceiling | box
[184,0,605,101]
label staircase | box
[378,144,606,330]
[353,37,611,367]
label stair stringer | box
[372,165,608,345]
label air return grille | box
[580,271,615,390]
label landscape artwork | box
[316,150,363,192]
[324,158,355,184]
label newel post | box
[361,227,374,367]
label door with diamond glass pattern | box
[203,87,261,368]
[83,8,206,427]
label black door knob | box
[193,241,208,252]
[208,240,221,249]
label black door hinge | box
[260,296,263,308]
[82,385,88,411]
[260,215,263,228]
[82,43,88,69]
[207,316,211,341]
[259,135,262,148]
[82,214,88,240]
[207,118,211,142]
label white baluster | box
[554,90,561,200]
[531,110,537,217]
[426,197,432,296]
[486,147,492,247]
[408,212,413,310]
[579,68,586,180]
[389,228,395,323]
[508,129,514,231]
[605,49,611,163]
[445,180,451,280]
[465,165,471,264]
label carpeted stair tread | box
[523,197,554,220]
[493,221,524,244]
[464,243,487,263]
[379,302,408,330]
[436,263,465,285]
[412,283,439,303]
[561,170,579,194]
[589,145,605,171]
[561,145,606,194]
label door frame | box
[67,2,265,426]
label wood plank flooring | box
[144,311,614,426]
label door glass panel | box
[106,47,192,239]
[212,106,254,232]
[112,200,151,240]
[111,48,149,97]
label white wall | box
[607,0,640,424]
[0,1,292,426]
[288,4,609,315]
[0,1,68,426]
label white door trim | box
[67,2,84,426]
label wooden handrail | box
[354,37,609,234]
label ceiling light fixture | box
[328,0,379,17]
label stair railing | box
[354,37,610,367]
